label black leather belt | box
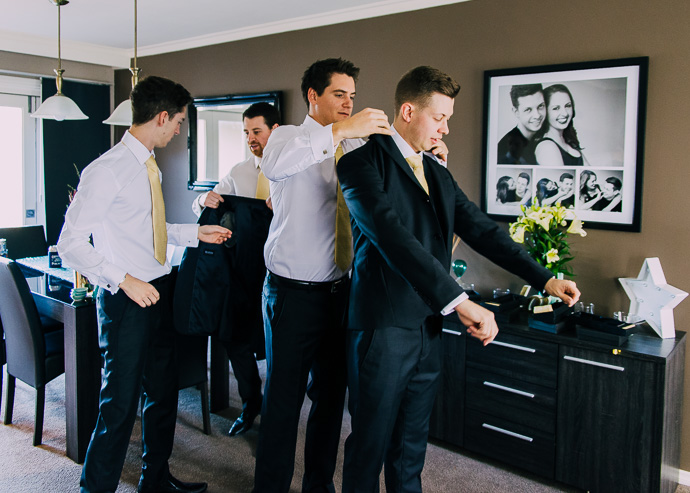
[267,271,349,293]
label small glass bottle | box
[48,245,62,268]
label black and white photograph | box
[482,57,647,231]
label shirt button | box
[323,149,328,155]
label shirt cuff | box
[441,292,470,316]
[191,193,206,218]
[309,123,336,162]
[181,224,200,247]
[102,264,128,294]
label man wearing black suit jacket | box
[337,66,581,493]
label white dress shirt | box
[58,131,199,293]
[192,155,261,217]
[390,127,468,314]
[261,115,365,282]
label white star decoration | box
[619,257,688,338]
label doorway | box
[0,91,41,229]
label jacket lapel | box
[423,154,452,235]
[371,134,428,194]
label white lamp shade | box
[31,93,88,121]
[103,98,133,126]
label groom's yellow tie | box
[406,155,429,194]
[145,156,167,265]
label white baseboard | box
[679,469,690,486]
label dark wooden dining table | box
[16,256,100,464]
[16,255,243,463]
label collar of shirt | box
[253,155,262,169]
[391,125,422,160]
[122,130,155,166]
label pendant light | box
[103,0,139,126]
[31,0,88,121]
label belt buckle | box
[331,278,346,293]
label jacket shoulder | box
[341,136,385,163]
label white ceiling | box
[0,0,468,68]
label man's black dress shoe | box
[228,409,259,436]
[138,473,207,493]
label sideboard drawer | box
[464,408,555,479]
[466,331,558,388]
[465,367,556,434]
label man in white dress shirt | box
[191,102,279,437]
[58,76,230,493]
[252,58,393,493]
[191,102,278,215]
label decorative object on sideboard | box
[618,257,688,338]
[30,0,88,121]
[103,0,140,126]
[450,235,480,301]
[509,201,586,277]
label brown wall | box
[0,50,113,84]
[119,0,690,470]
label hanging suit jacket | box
[174,195,272,357]
[337,133,553,332]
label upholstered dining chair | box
[0,257,65,446]
[175,333,211,435]
[0,320,5,411]
[165,259,211,435]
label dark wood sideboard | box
[429,314,686,493]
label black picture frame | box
[481,57,648,232]
[188,91,282,190]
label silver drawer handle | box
[483,381,535,398]
[563,355,625,372]
[482,423,534,442]
[442,328,463,336]
[490,340,536,353]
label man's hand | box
[454,300,498,346]
[332,108,393,143]
[203,191,224,209]
[429,139,449,162]
[118,274,160,308]
[266,197,273,211]
[198,225,232,244]
[544,277,581,306]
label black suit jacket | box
[337,134,552,332]
[174,195,272,356]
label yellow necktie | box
[406,155,429,194]
[255,167,270,200]
[334,144,353,271]
[145,156,168,265]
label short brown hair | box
[394,66,460,115]
[131,75,192,125]
[301,58,359,109]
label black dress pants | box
[342,321,442,493]
[80,275,177,493]
[223,339,262,414]
[253,272,348,493]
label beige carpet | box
[0,363,686,492]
